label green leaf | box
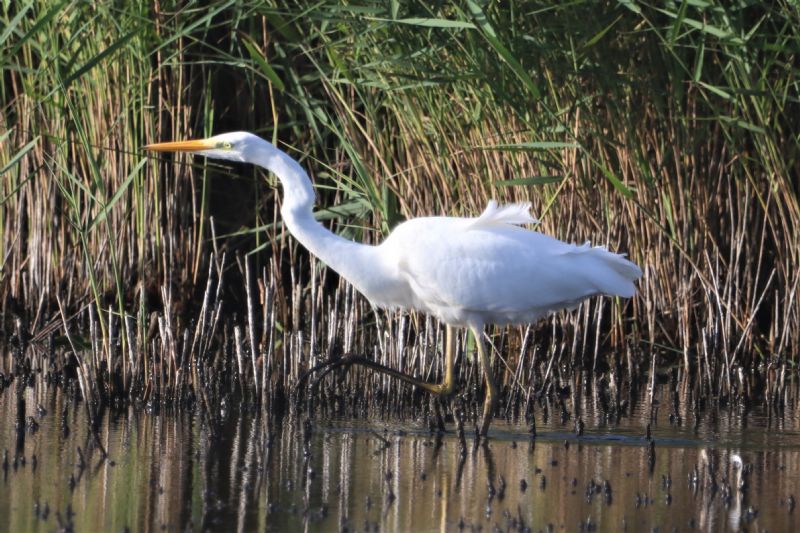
[64,30,138,88]
[596,160,632,197]
[88,158,147,231]
[662,191,676,239]
[0,136,39,177]
[0,2,31,47]
[372,17,476,29]
[262,12,301,43]
[314,199,372,221]
[692,40,705,82]
[8,0,67,57]
[481,141,579,151]
[697,80,732,100]
[583,15,622,48]
[242,35,285,92]
[497,176,563,187]
[616,0,642,14]
[465,0,541,100]
[668,0,690,46]
[655,8,743,45]
[719,117,766,135]
[154,0,238,53]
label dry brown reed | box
[1,1,797,418]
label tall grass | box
[1,1,798,411]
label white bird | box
[146,131,642,435]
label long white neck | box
[251,141,387,295]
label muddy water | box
[1,383,799,532]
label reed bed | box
[1,1,798,419]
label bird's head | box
[145,131,270,164]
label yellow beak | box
[144,139,215,152]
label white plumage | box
[146,131,642,435]
[375,206,640,327]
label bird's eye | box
[216,141,233,150]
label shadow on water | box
[1,380,799,532]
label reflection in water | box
[1,381,799,532]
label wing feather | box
[383,214,640,326]
[469,200,538,228]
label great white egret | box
[146,131,642,435]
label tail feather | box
[603,250,643,281]
[567,243,642,298]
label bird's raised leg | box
[298,325,458,398]
[471,326,497,437]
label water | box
[1,381,799,532]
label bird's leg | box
[435,324,458,396]
[430,325,458,431]
[471,326,497,437]
[298,325,458,398]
